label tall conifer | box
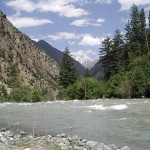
[59,47,78,88]
[99,37,112,80]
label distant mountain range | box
[73,55,104,79]
[36,40,104,78]
[36,40,86,76]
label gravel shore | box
[0,128,130,150]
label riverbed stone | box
[108,144,118,150]
[73,135,79,140]
[20,130,26,136]
[48,134,52,139]
[67,136,72,142]
[24,148,30,150]
[120,146,130,150]
[74,145,82,150]
[77,140,86,147]
[86,141,98,147]
[0,129,130,150]
[4,130,11,136]
[81,139,87,143]
[60,133,66,138]
[0,136,8,144]
[95,143,112,150]
[62,138,70,145]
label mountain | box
[0,11,59,93]
[36,40,85,76]
[74,55,98,69]
[75,55,92,67]
[86,59,99,70]
[90,61,104,79]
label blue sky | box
[1,0,150,61]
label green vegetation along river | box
[0,99,150,150]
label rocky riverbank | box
[0,128,130,150]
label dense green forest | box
[58,4,150,100]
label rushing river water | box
[0,99,150,150]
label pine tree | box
[125,21,131,42]
[59,47,78,88]
[99,37,112,80]
[144,10,150,54]
[99,37,112,56]
[100,31,125,80]
[149,10,150,28]
[111,29,124,72]
[139,8,147,55]
[130,4,140,43]
[125,4,145,58]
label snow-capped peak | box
[75,55,93,66]
[74,55,98,69]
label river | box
[0,99,150,150]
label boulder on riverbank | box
[0,128,130,150]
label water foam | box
[47,101,53,103]
[73,100,79,102]
[87,104,128,110]
[18,103,32,106]
[55,100,66,103]
[109,104,128,110]
[0,102,12,107]
[127,100,148,105]
[0,104,6,107]
[88,105,106,110]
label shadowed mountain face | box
[0,11,59,91]
[36,40,86,76]
[90,61,104,79]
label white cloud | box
[95,0,150,11]
[48,32,81,41]
[118,0,150,11]
[47,32,104,46]
[72,49,97,57]
[6,0,36,13]
[32,38,39,42]
[70,18,105,27]
[37,1,88,18]
[8,16,53,28]
[97,18,105,23]
[96,0,112,4]
[68,41,76,45]
[70,19,87,26]
[79,34,104,46]
[5,0,89,18]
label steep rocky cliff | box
[0,11,60,94]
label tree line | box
[58,4,150,100]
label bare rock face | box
[0,11,60,95]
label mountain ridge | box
[36,40,86,76]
